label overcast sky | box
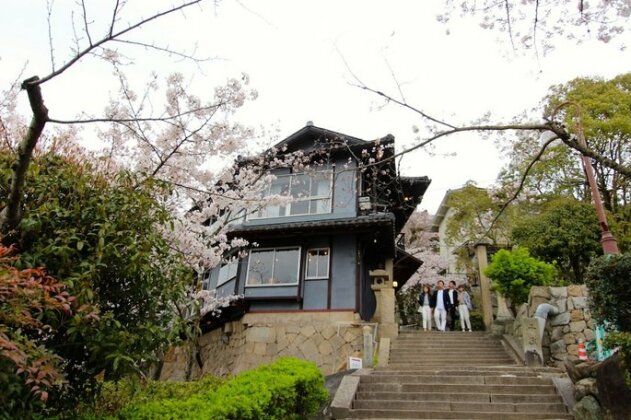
[2,1,630,213]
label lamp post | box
[557,102,620,255]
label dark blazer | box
[431,289,451,310]
[418,292,434,308]
[446,289,458,308]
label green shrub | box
[604,332,631,387]
[484,247,556,307]
[75,375,223,419]
[585,254,631,331]
[120,357,328,419]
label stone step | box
[361,375,553,386]
[375,366,561,373]
[390,343,504,353]
[353,399,567,414]
[358,383,558,395]
[355,391,564,404]
[386,363,518,369]
[391,350,510,356]
[349,408,572,419]
[396,336,501,341]
[389,354,513,360]
[388,358,516,365]
[391,346,506,351]
[391,343,506,348]
[373,369,543,377]
[399,328,493,337]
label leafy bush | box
[0,152,191,410]
[484,247,555,306]
[585,254,631,331]
[0,246,75,419]
[120,357,328,419]
[604,332,631,387]
[74,375,223,419]
[511,198,602,283]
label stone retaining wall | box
[160,311,367,381]
[507,285,594,368]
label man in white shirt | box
[432,280,449,331]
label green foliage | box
[484,248,555,306]
[604,332,631,388]
[511,198,602,283]
[585,254,631,331]
[544,73,631,249]
[0,246,76,419]
[74,375,223,419]
[0,151,191,411]
[119,357,328,420]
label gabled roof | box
[275,123,368,151]
[272,123,394,156]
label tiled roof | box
[228,213,396,234]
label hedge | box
[74,375,224,419]
[119,357,328,419]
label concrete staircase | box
[349,331,572,419]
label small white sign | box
[348,356,363,369]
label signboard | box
[348,356,363,369]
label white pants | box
[434,308,447,331]
[459,304,471,331]
[421,305,432,330]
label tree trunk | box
[0,76,48,238]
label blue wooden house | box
[202,124,430,329]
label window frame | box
[216,258,239,287]
[248,170,334,220]
[304,247,331,280]
[245,246,302,287]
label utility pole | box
[566,103,620,255]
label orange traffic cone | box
[578,339,588,361]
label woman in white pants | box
[418,285,433,331]
[457,284,473,331]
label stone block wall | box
[507,285,594,368]
[160,311,366,381]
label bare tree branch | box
[481,135,560,240]
[110,39,217,64]
[34,0,203,86]
[109,0,123,37]
[503,0,516,51]
[79,0,93,46]
[46,0,56,72]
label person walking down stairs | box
[457,284,473,332]
[417,284,433,331]
[432,280,450,331]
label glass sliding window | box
[246,247,300,286]
[248,171,333,219]
[305,248,330,279]
[217,259,239,286]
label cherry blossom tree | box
[439,0,631,54]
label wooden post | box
[476,243,493,330]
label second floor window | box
[250,171,333,219]
[217,259,239,286]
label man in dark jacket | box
[447,280,459,331]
